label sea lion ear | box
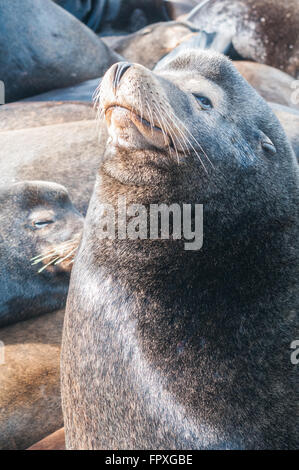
[259,131,277,155]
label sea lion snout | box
[97,62,182,152]
[112,62,133,92]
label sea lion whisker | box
[146,102,155,136]
[93,83,103,113]
[37,256,61,273]
[159,105,191,160]
[163,104,212,172]
[158,108,181,163]
[152,101,172,150]
[31,251,59,264]
[175,115,214,169]
[31,236,81,265]
[54,247,78,265]
[159,97,200,156]
[137,87,144,123]
[162,106,208,172]
[92,82,101,104]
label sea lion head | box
[0,181,83,327]
[96,50,297,243]
[90,48,299,297]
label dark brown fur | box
[188,0,299,77]
[102,21,200,70]
[234,61,299,110]
[0,181,82,327]
[0,102,107,215]
[62,51,298,449]
[0,309,64,450]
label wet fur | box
[0,309,64,449]
[0,181,82,327]
[62,51,298,449]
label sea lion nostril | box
[113,62,132,93]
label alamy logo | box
[98,196,203,251]
[0,341,5,365]
[0,81,4,105]
[291,80,299,105]
[290,340,299,365]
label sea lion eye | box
[194,95,213,109]
[259,131,277,155]
[33,220,54,229]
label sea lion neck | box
[84,169,295,306]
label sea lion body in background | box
[28,428,65,451]
[62,52,298,449]
[0,102,96,131]
[0,309,64,449]
[165,0,197,20]
[186,0,299,78]
[154,32,299,110]
[270,103,299,162]
[0,102,106,215]
[102,21,200,69]
[234,61,299,111]
[55,0,170,34]
[0,181,82,328]
[0,0,121,102]
[21,80,101,103]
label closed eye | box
[33,220,54,229]
[193,95,213,109]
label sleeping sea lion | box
[186,0,299,77]
[102,21,200,70]
[0,0,121,102]
[0,309,64,449]
[0,102,107,215]
[234,61,299,110]
[0,181,82,328]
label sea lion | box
[102,21,200,70]
[157,38,299,109]
[0,0,121,102]
[234,62,299,110]
[21,80,101,103]
[0,309,64,449]
[165,0,198,19]
[186,0,299,78]
[0,102,95,131]
[0,181,83,328]
[271,103,299,162]
[61,52,298,449]
[28,428,65,451]
[0,102,107,215]
[56,0,170,34]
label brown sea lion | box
[61,52,298,449]
[102,21,200,69]
[165,0,198,19]
[0,309,64,450]
[56,0,170,34]
[271,103,299,162]
[0,181,83,328]
[186,0,299,78]
[0,0,121,102]
[0,101,95,132]
[0,102,107,215]
[20,81,101,103]
[234,61,299,111]
[27,428,65,451]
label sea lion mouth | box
[104,104,172,150]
